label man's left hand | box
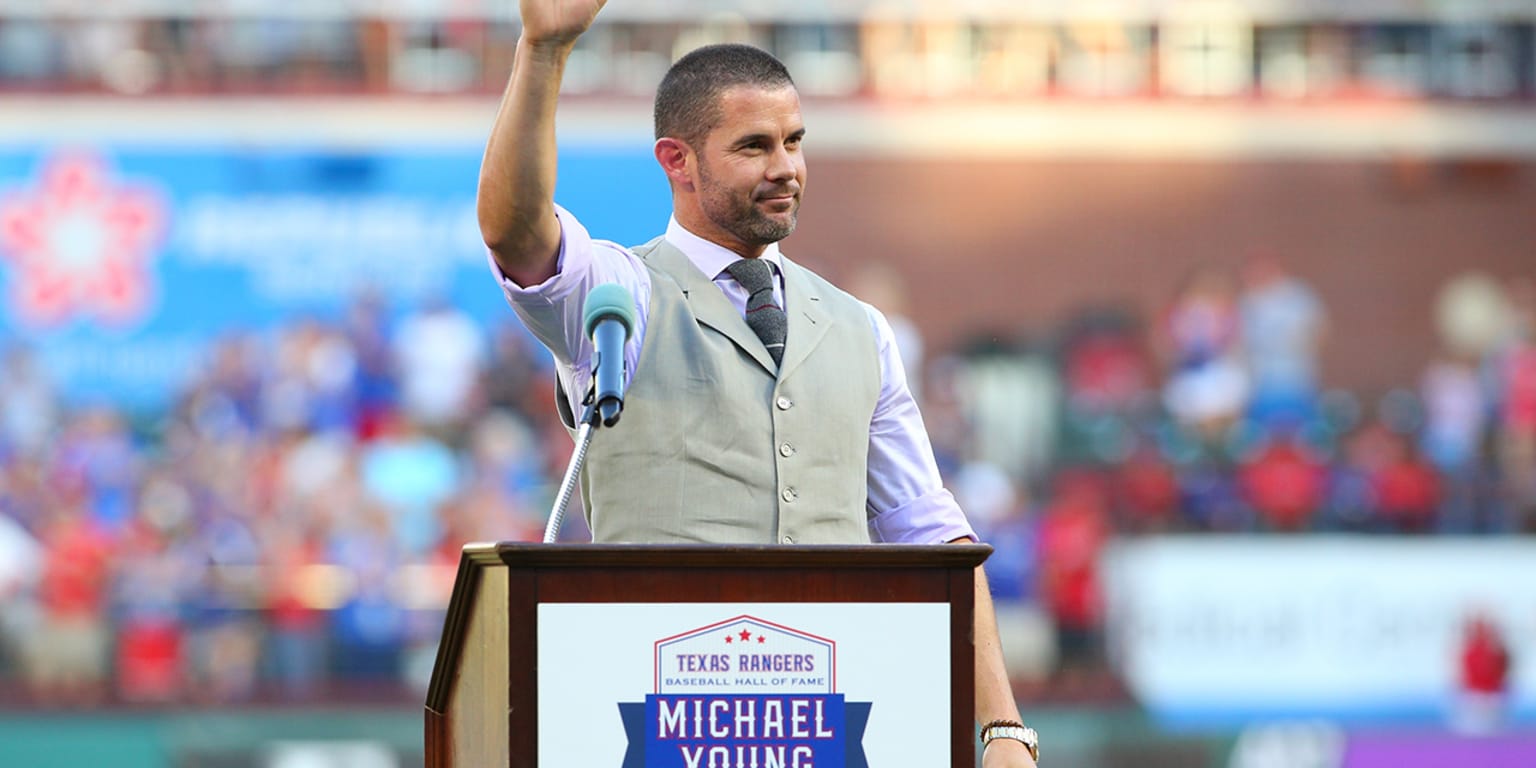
[982,736,1039,768]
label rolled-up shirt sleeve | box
[488,204,649,418]
[862,305,976,544]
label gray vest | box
[576,238,881,544]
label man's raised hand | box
[519,0,608,48]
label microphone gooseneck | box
[546,283,637,543]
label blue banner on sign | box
[0,144,669,409]
[621,696,870,768]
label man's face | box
[693,85,807,252]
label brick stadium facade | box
[793,156,1536,396]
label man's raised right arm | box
[477,0,608,287]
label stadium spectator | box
[359,413,458,558]
[1238,436,1328,532]
[966,485,1051,690]
[183,504,264,704]
[1160,265,1249,441]
[1419,352,1488,530]
[26,502,113,706]
[459,408,549,535]
[0,453,50,533]
[1239,256,1326,429]
[478,319,551,420]
[53,408,139,535]
[342,290,399,440]
[1452,612,1512,735]
[918,354,974,480]
[392,297,487,434]
[1421,355,1487,472]
[970,487,1039,606]
[1110,439,1181,533]
[0,343,59,457]
[1489,277,1536,532]
[850,261,927,402]
[326,504,406,684]
[1369,425,1442,534]
[1325,420,1389,532]
[262,522,330,701]
[1175,446,1251,532]
[1035,470,1110,692]
[303,320,364,434]
[0,509,42,681]
[260,319,353,435]
[1058,308,1153,418]
[112,494,194,704]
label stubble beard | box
[698,163,798,248]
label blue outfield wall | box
[0,143,669,410]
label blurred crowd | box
[0,293,564,707]
[0,15,489,96]
[3,13,1534,101]
[922,262,1536,695]
[1,263,1533,708]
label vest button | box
[781,487,797,502]
[776,396,793,410]
[782,535,795,544]
[779,443,795,457]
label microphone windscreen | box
[582,282,637,340]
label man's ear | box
[653,138,694,191]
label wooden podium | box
[425,542,990,768]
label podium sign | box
[539,602,950,767]
[426,544,988,768]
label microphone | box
[582,283,637,427]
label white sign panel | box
[1103,537,1536,722]
[539,602,950,767]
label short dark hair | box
[654,44,795,149]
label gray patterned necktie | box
[724,258,787,368]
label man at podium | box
[476,1,1040,765]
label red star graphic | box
[0,151,166,328]
[738,629,753,642]
[725,635,733,644]
[757,635,765,644]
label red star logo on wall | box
[0,151,166,329]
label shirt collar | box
[665,215,783,282]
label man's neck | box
[672,211,767,259]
